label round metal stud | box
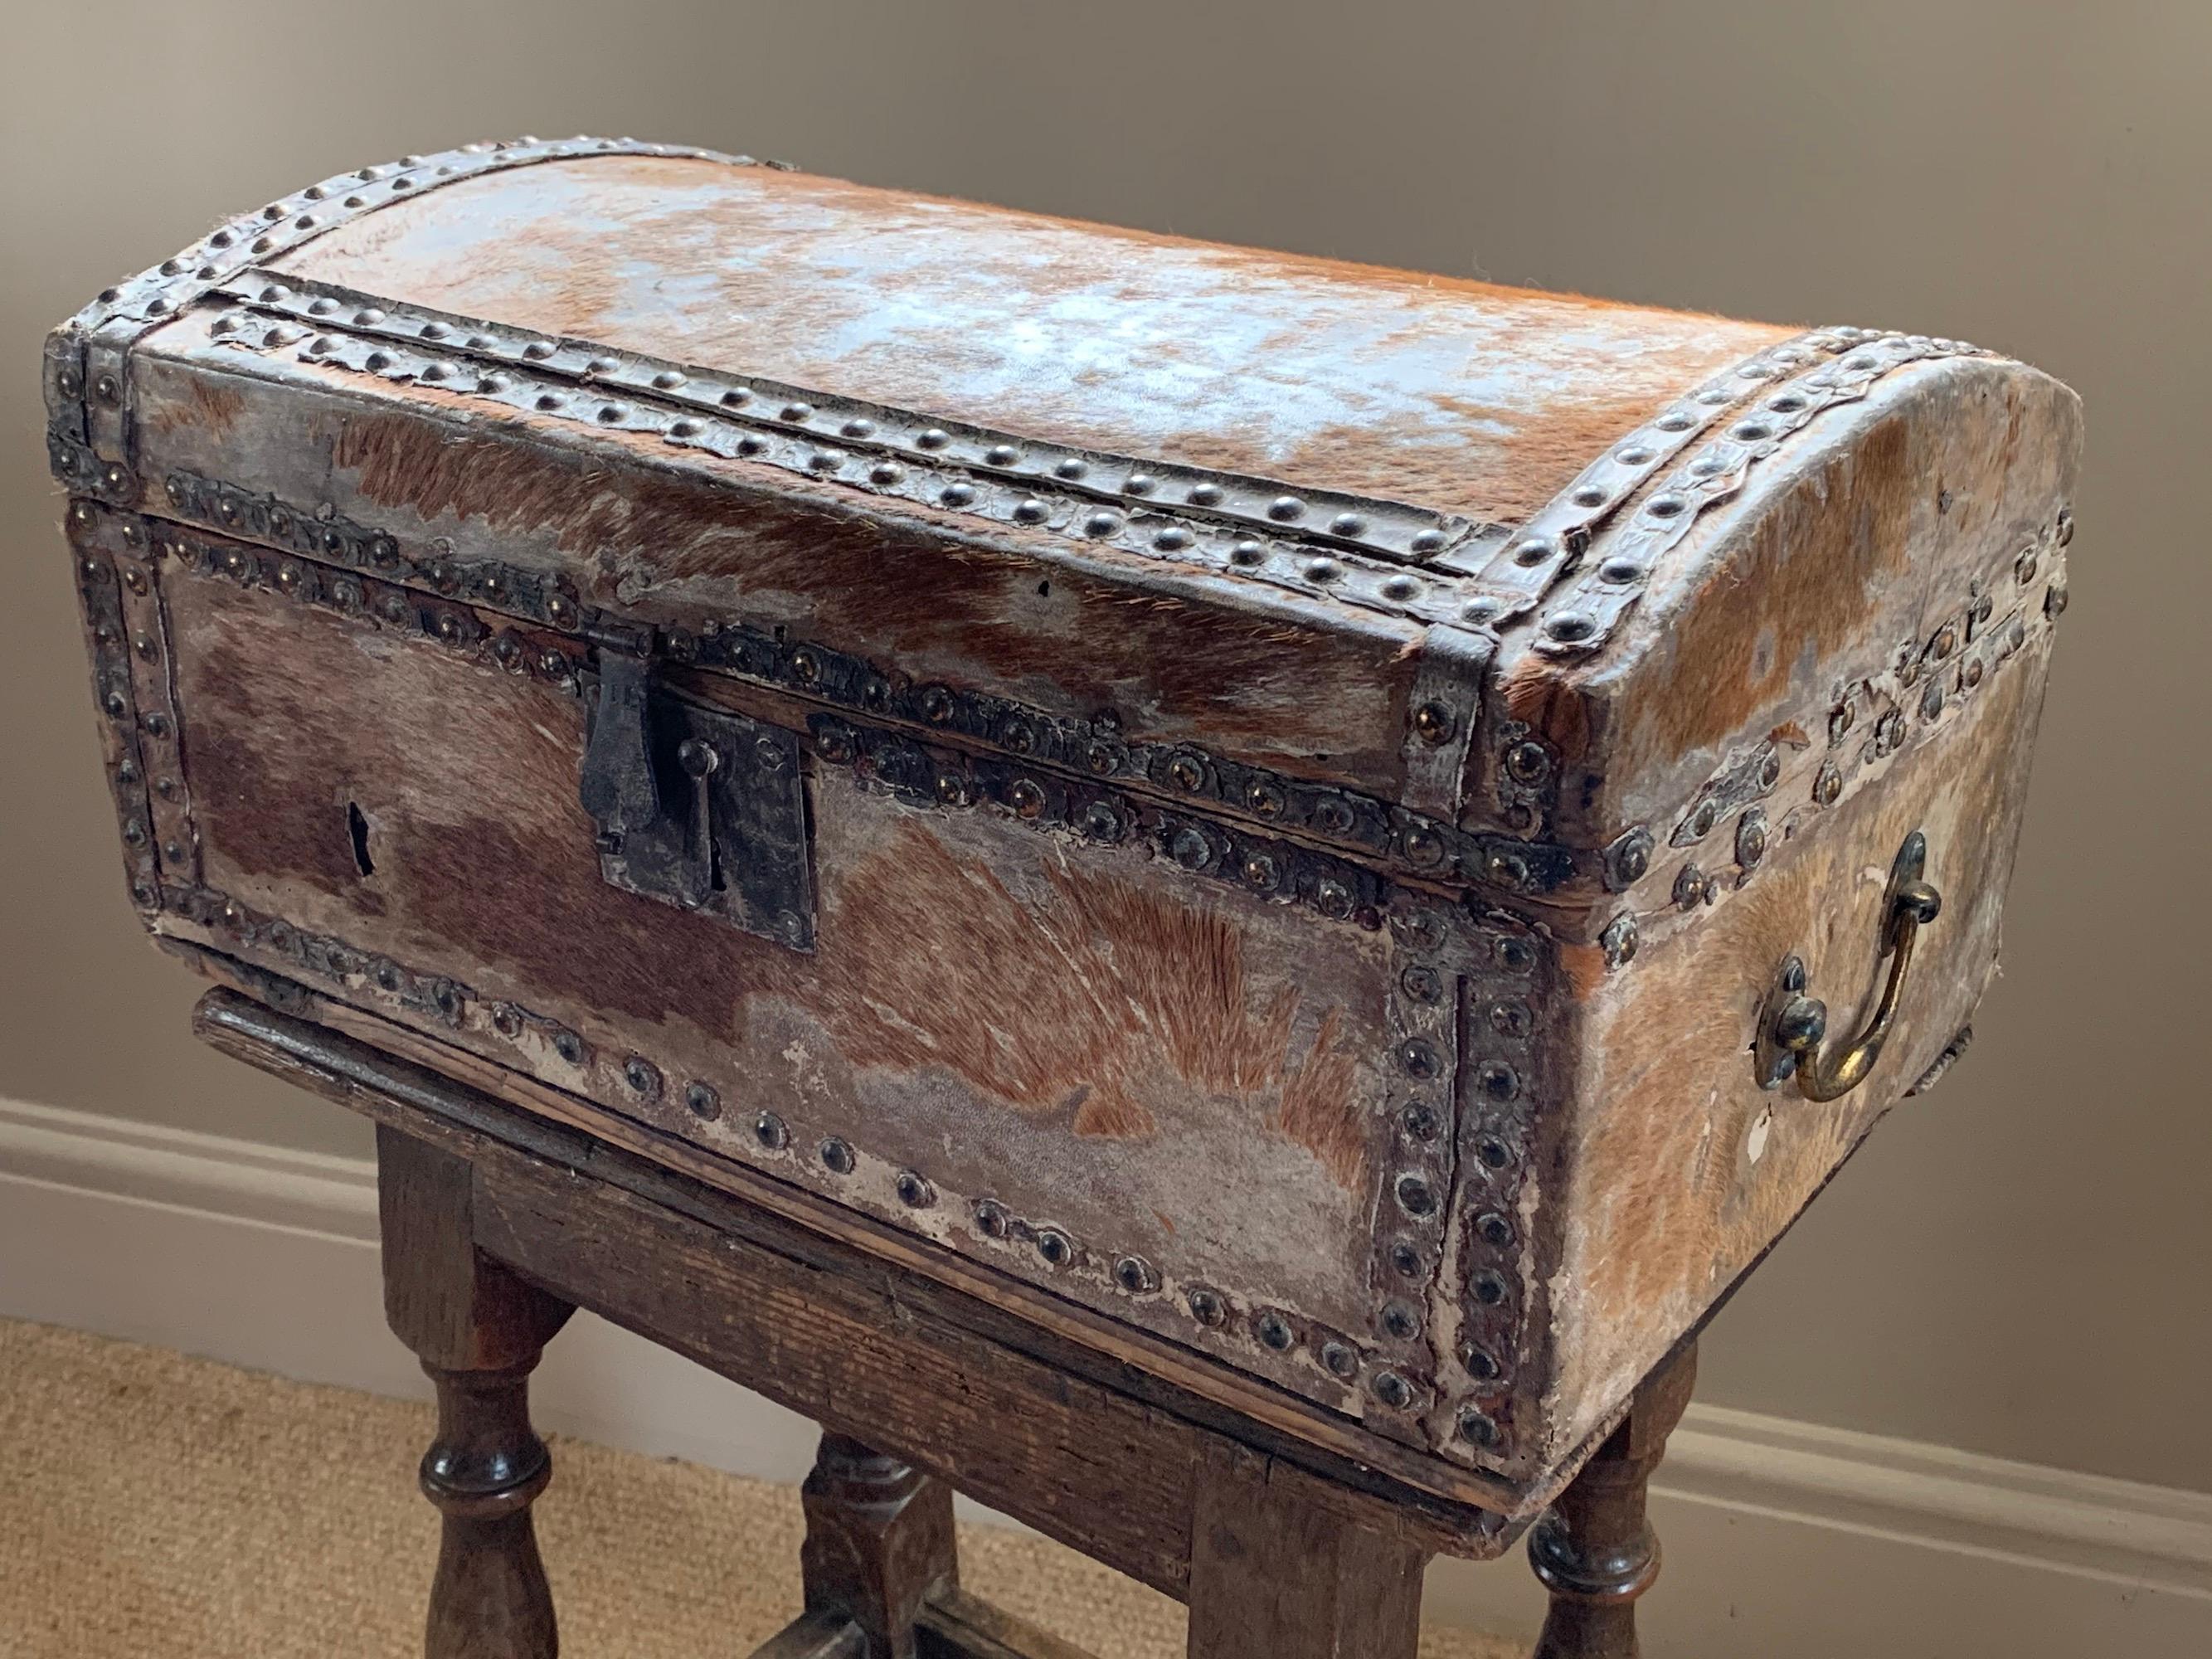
[1489,999,1533,1038]
[1394,1174,1437,1218]
[683,1082,721,1121]
[1674,864,1708,908]
[1459,1343,1505,1384]
[1255,1311,1294,1350]
[1412,703,1456,745]
[1476,1061,1519,1103]
[1400,964,1442,1004]
[1592,912,1636,971]
[1188,1286,1227,1326]
[1035,1228,1072,1267]
[1008,779,1045,819]
[1169,826,1213,872]
[1315,879,1355,920]
[973,1199,1009,1238]
[1080,801,1123,843]
[1373,1372,1412,1410]
[1456,1407,1501,1447]
[1400,1102,1441,1142]
[1503,740,1551,786]
[1266,495,1305,522]
[623,1056,662,1098]
[1321,1340,1360,1380]
[1493,936,1535,973]
[1313,800,1354,835]
[1476,1211,1514,1248]
[1381,1301,1420,1340]
[1735,808,1768,870]
[1390,1241,1422,1278]
[1114,1255,1157,1295]
[1241,853,1281,892]
[552,1029,586,1066]
[1606,827,1653,889]
[1471,1270,1510,1306]
[895,1170,936,1209]
[819,1137,856,1175]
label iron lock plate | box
[581,654,815,952]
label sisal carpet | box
[0,1319,1520,1658]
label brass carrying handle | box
[1758,831,1942,1103]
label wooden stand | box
[202,989,1693,1659]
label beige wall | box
[4,1,2205,1491]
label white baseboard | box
[5,1097,2208,1657]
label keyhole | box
[347,801,375,877]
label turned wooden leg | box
[1185,1441,1428,1659]
[795,1432,959,1659]
[379,1124,575,1659]
[1528,1340,1698,1659]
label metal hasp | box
[581,653,815,951]
[1754,830,1943,1101]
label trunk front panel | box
[134,523,1543,1472]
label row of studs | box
[1433,964,1547,1458]
[216,304,1506,634]
[66,507,202,888]
[1372,917,1464,1398]
[45,139,747,508]
[66,138,748,343]
[221,271,1485,572]
[1371,905,1548,1458]
[165,881,1441,1428]
[1530,332,1993,659]
[1453,327,1873,610]
[150,508,592,689]
[70,546,164,912]
[141,477,1586,900]
[816,713,1406,930]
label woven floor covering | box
[0,1318,1522,1657]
